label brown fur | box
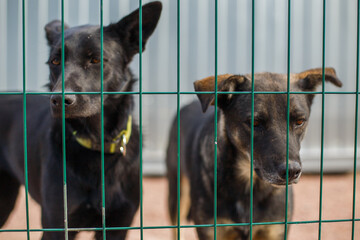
[194,74,234,92]
[198,218,284,240]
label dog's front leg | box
[94,230,127,240]
[41,230,77,240]
[192,201,218,240]
[94,203,138,240]
[41,192,78,240]
[252,224,285,240]
[40,156,78,240]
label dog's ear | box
[105,1,162,61]
[45,20,70,46]
[296,67,343,104]
[297,68,342,90]
[194,74,249,112]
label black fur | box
[0,2,162,240]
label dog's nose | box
[278,161,302,182]
[50,95,76,108]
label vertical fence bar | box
[284,0,291,239]
[213,0,218,239]
[21,0,30,238]
[351,0,360,239]
[176,0,181,239]
[318,0,327,239]
[138,1,144,239]
[249,0,256,238]
[61,0,69,238]
[100,0,106,239]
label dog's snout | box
[278,161,302,183]
[50,95,60,107]
[64,95,76,106]
[51,95,76,107]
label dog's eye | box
[51,58,60,65]
[246,119,261,128]
[295,118,306,127]
[90,58,100,64]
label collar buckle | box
[119,134,127,156]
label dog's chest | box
[217,183,286,223]
[66,158,127,212]
[214,199,282,240]
[67,177,125,215]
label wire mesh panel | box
[0,0,359,239]
[0,0,359,174]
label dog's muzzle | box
[277,161,302,184]
[50,94,76,117]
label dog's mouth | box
[270,177,301,186]
[51,110,85,119]
[51,107,98,119]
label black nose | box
[50,95,76,108]
[279,161,302,182]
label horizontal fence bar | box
[0,91,358,95]
[2,218,360,233]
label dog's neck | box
[64,94,134,143]
[55,91,134,149]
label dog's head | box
[45,1,162,118]
[194,68,342,185]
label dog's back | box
[0,95,51,225]
[0,95,51,173]
[166,100,213,224]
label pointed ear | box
[296,67,343,105]
[104,1,162,61]
[194,74,249,112]
[296,67,342,90]
[44,20,70,46]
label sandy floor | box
[2,173,360,240]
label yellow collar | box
[72,115,132,155]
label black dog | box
[166,68,342,239]
[0,2,161,239]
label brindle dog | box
[166,68,342,240]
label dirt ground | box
[2,173,360,240]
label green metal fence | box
[0,0,359,239]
